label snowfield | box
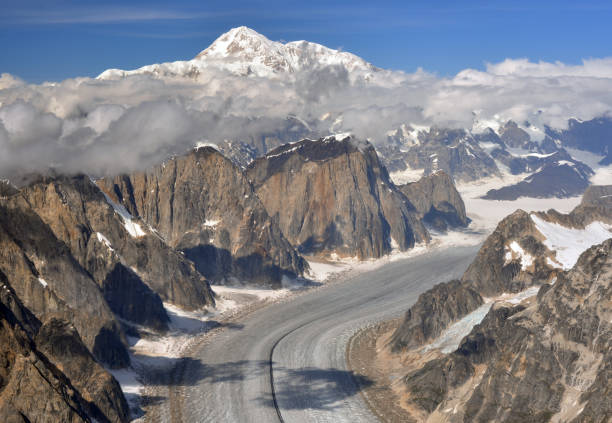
[457,175,582,232]
[531,214,612,269]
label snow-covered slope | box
[98,26,378,80]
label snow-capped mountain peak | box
[97,26,377,80]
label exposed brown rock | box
[246,136,429,259]
[390,280,483,352]
[400,239,612,422]
[0,273,129,423]
[35,318,130,423]
[99,146,306,286]
[0,195,129,368]
[460,209,554,296]
[397,171,468,232]
[20,174,213,315]
[499,120,538,150]
[391,186,612,354]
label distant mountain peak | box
[196,26,279,59]
[98,26,377,80]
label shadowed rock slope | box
[0,194,129,368]
[246,136,429,259]
[99,146,306,286]
[391,186,612,352]
[483,150,593,200]
[396,171,468,232]
[19,175,214,317]
[401,239,612,422]
[0,272,129,423]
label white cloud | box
[1,56,612,178]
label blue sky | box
[2,0,612,83]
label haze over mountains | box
[0,25,612,422]
[1,26,612,197]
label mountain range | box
[95,27,612,201]
[382,185,612,422]
[0,133,469,421]
[0,25,611,423]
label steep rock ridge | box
[572,185,612,224]
[498,120,539,150]
[483,150,593,200]
[390,280,483,351]
[0,196,129,367]
[20,174,213,316]
[490,148,579,176]
[381,127,501,183]
[35,318,130,423]
[397,171,468,232]
[391,187,612,352]
[543,186,612,232]
[548,117,612,165]
[400,239,612,422]
[0,180,17,198]
[219,115,316,161]
[0,274,129,423]
[246,136,429,259]
[460,209,558,296]
[99,147,306,286]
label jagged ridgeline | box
[0,267,129,422]
[246,136,469,259]
[98,146,308,286]
[386,185,612,422]
[247,136,428,258]
[0,133,470,421]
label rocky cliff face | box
[571,185,612,225]
[548,117,612,165]
[390,280,483,351]
[99,146,306,286]
[391,186,612,352]
[397,171,468,232]
[460,209,557,296]
[483,149,593,200]
[0,273,129,423]
[246,136,429,259]
[0,195,129,368]
[379,127,501,182]
[400,239,612,422]
[498,120,539,150]
[20,175,213,316]
[0,180,17,198]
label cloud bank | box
[1,56,612,179]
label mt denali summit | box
[98,26,378,80]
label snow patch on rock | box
[96,232,114,251]
[425,286,541,354]
[101,190,147,238]
[504,241,534,271]
[530,214,612,270]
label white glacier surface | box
[530,214,612,269]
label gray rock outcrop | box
[397,171,468,232]
[391,186,612,352]
[401,239,612,422]
[0,195,129,368]
[20,174,213,316]
[0,273,129,422]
